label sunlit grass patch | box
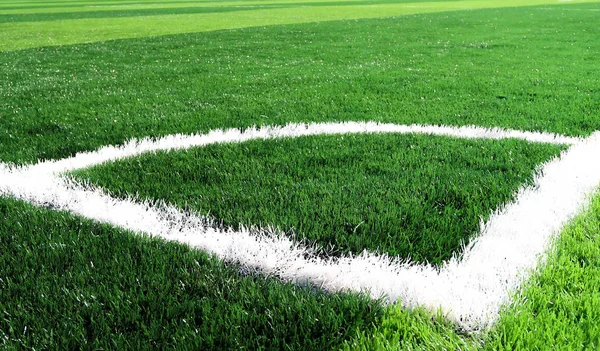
[483,193,600,350]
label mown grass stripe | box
[0,6,284,23]
[1,0,598,51]
[0,0,469,12]
[0,0,481,23]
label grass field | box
[2,0,599,51]
[1,0,600,349]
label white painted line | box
[18,121,582,176]
[0,121,597,332]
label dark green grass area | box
[72,133,565,264]
[0,196,382,350]
[1,4,598,165]
[344,194,600,350]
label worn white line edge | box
[0,121,598,332]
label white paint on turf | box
[0,121,598,332]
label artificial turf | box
[1,0,599,349]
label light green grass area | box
[1,0,600,349]
[0,0,463,17]
[1,0,598,51]
[483,196,600,350]
[72,134,564,264]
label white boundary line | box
[1,121,598,331]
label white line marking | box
[0,121,597,331]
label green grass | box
[1,0,600,349]
[1,0,598,51]
[345,193,600,350]
[1,4,599,165]
[0,197,382,349]
[72,133,564,264]
[343,305,481,350]
[483,196,600,350]
[0,0,467,23]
